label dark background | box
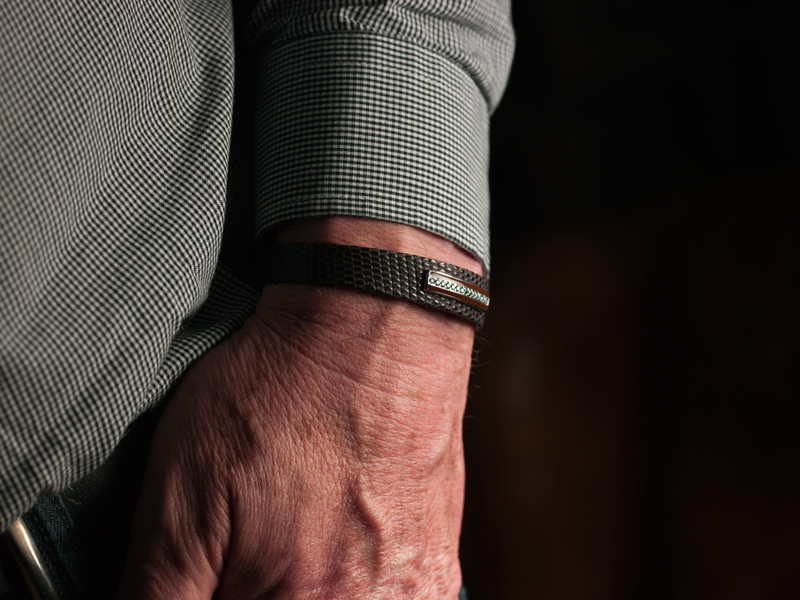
[460,2,799,598]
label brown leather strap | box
[262,244,490,329]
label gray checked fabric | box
[0,0,514,530]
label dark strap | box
[262,243,490,329]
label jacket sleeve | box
[248,0,515,271]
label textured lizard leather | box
[262,243,490,329]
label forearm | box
[274,216,484,275]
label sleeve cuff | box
[253,33,492,271]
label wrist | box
[269,217,487,329]
[254,216,476,453]
[253,283,474,378]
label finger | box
[116,548,217,600]
[115,471,221,600]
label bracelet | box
[262,243,490,329]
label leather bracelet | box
[262,243,490,329]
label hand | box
[116,219,479,599]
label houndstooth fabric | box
[0,0,514,530]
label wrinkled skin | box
[116,219,477,599]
